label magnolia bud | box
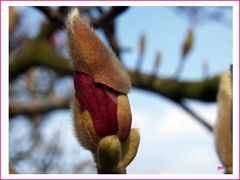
[67,9,139,174]
[97,135,122,172]
[215,70,232,173]
[182,28,193,58]
[139,33,145,55]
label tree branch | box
[9,96,70,117]
[34,6,129,29]
[33,6,126,57]
[34,6,64,27]
[9,39,219,103]
[9,39,72,80]
[129,71,219,102]
[92,7,129,28]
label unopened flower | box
[182,28,193,58]
[67,9,139,173]
[215,70,232,174]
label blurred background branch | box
[10,95,70,117]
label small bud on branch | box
[174,27,194,79]
[215,70,232,174]
[182,28,193,59]
[140,33,146,55]
[152,51,161,75]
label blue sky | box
[12,6,232,174]
[117,7,232,80]
[116,6,232,173]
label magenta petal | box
[74,72,118,138]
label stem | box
[134,53,144,83]
[136,53,144,73]
[97,167,126,174]
[174,59,185,79]
[178,102,213,132]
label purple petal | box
[74,72,118,138]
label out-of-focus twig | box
[9,163,16,174]
[34,6,125,58]
[102,20,122,58]
[9,96,70,117]
[175,6,232,27]
[34,6,129,29]
[11,116,42,164]
[92,7,129,28]
[34,6,128,59]
[9,38,219,103]
[174,59,185,79]
[9,7,20,34]
[34,7,71,39]
[149,51,161,83]
[135,33,146,73]
[178,102,213,132]
[202,59,209,79]
[34,6,64,27]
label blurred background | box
[9,6,232,174]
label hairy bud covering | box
[66,9,131,94]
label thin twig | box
[92,7,129,28]
[34,6,129,29]
[34,6,125,58]
[178,102,213,132]
[9,163,16,174]
[34,6,64,26]
[174,58,185,79]
[102,21,122,58]
[9,96,70,117]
